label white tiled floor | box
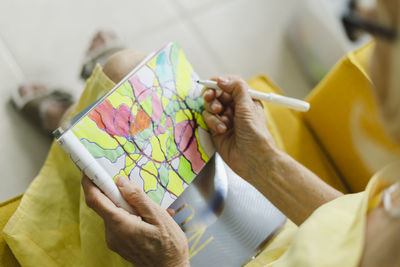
[0,0,314,202]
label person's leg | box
[102,49,147,83]
[58,49,147,125]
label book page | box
[70,42,215,208]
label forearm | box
[248,149,343,225]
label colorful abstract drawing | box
[72,42,215,208]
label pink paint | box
[174,120,204,174]
[129,76,151,101]
[155,125,166,135]
[91,100,131,136]
[113,105,131,136]
[152,93,163,122]
[165,117,173,127]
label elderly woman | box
[79,0,400,266]
[2,0,399,266]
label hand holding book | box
[82,174,190,267]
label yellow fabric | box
[0,195,21,267]
[244,220,298,267]
[3,65,131,266]
[248,76,347,193]
[270,161,400,267]
[304,41,400,192]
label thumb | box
[116,176,161,224]
[216,76,253,105]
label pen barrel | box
[57,131,136,214]
[197,80,310,112]
[249,90,310,112]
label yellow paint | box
[114,136,127,146]
[107,93,133,109]
[149,134,168,162]
[166,170,184,195]
[142,161,158,192]
[175,109,193,124]
[194,129,209,162]
[73,117,118,150]
[147,56,157,70]
[176,51,193,98]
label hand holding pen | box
[201,75,280,180]
[198,79,310,112]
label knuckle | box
[204,113,215,125]
[125,186,142,202]
[232,78,247,90]
[108,212,123,225]
[238,79,248,90]
[132,184,144,196]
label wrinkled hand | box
[82,175,190,267]
[202,75,278,180]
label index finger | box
[81,174,122,220]
[209,77,234,104]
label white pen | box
[197,79,310,112]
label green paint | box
[147,184,164,205]
[179,156,195,183]
[158,165,169,186]
[81,139,124,162]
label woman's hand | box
[202,75,278,180]
[202,75,342,225]
[81,175,190,267]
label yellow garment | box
[3,66,130,266]
[248,76,347,192]
[0,195,21,267]
[304,41,400,192]
[271,162,400,267]
[245,162,400,267]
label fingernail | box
[205,89,213,96]
[217,123,226,133]
[211,102,220,111]
[219,77,229,84]
[116,176,129,187]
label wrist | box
[164,248,190,267]
[165,259,190,267]
[247,143,285,185]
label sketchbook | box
[54,42,216,212]
[54,42,286,266]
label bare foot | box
[87,30,118,55]
[18,83,46,98]
[17,84,73,133]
